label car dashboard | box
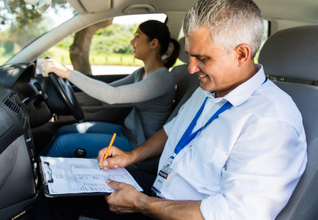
[0,73,38,219]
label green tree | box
[70,19,113,75]
[0,0,67,51]
[0,1,129,75]
[91,23,138,55]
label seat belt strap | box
[134,104,146,146]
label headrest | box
[178,37,189,64]
[259,25,318,81]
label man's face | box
[185,27,241,97]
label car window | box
[39,14,167,76]
[254,20,269,63]
[0,0,74,65]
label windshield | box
[0,0,74,65]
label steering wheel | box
[48,72,84,121]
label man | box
[30,0,307,219]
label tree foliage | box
[56,23,139,56]
[0,0,71,53]
[70,19,113,75]
[0,0,139,68]
[91,23,138,55]
[1,0,68,27]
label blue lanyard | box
[170,77,268,162]
[170,98,233,161]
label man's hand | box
[98,146,133,171]
[41,58,72,79]
[105,179,204,220]
[105,179,147,214]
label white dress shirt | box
[159,65,307,220]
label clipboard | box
[39,156,143,198]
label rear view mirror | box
[24,0,52,14]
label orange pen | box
[100,133,116,169]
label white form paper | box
[40,156,143,195]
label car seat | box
[166,37,200,122]
[258,24,318,220]
[129,37,199,174]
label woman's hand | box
[41,58,72,79]
[98,146,134,171]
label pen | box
[100,133,117,169]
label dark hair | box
[139,20,180,69]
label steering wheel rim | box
[49,73,84,121]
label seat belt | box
[133,68,147,146]
[134,104,146,146]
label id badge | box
[151,165,172,197]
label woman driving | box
[40,20,180,158]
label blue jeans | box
[46,122,134,158]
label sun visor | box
[68,0,111,14]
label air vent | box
[3,93,21,116]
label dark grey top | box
[69,67,175,144]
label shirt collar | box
[203,64,266,107]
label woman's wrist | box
[65,68,72,79]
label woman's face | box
[130,27,152,60]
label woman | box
[41,20,180,158]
